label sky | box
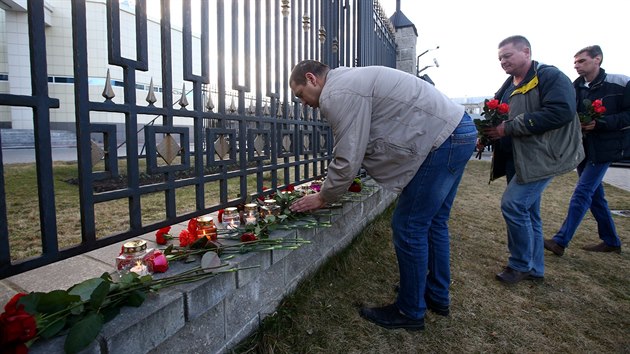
[380,0,630,99]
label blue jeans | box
[552,160,620,247]
[502,176,553,277]
[392,113,476,319]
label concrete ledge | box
[23,182,396,354]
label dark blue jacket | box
[574,68,630,163]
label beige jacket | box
[318,66,465,203]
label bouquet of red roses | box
[578,99,605,124]
[474,99,509,158]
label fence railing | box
[0,0,396,278]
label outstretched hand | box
[290,193,326,213]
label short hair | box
[290,60,330,86]
[498,35,531,50]
[575,45,603,65]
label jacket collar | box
[574,68,607,88]
[495,60,540,100]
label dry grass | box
[234,160,630,353]
[3,159,304,260]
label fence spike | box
[179,83,189,108]
[206,94,214,111]
[102,69,115,100]
[146,78,157,105]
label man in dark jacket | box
[484,35,584,284]
[544,45,629,256]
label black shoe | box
[582,242,621,253]
[393,284,450,316]
[359,303,425,331]
[495,267,543,284]
[544,238,565,256]
[425,296,449,316]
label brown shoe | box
[582,242,621,253]
[544,238,565,256]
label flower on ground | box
[348,178,362,193]
[0,265,251,353]
[0,293,37,352]
[155,226,172,245]
[240,232,258,242]
[178,229,196,247]
[281,184,295,192]
[145,250,169,273]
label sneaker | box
[543,238,565,256]
[495,266,543,284]
[359,303,425,331]
[582,242,621,253]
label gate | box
[0,0,396,278]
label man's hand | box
[289,193,326,212]
[483,121,506,140]
[581,120,596,131]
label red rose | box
[497,103,510,115]
[145,250,169,273]
[282,184,295,192]
[217,209,224,223]
[486,99,499,110]
[156,226,171,245]
[240,232,258,242]
[592,99,603,108]
[348,183,362,193]
[4,294,27,314]
[0,310,37,344]
[2,343,28,354]
[594,105,606,114]
[257,187,271,202]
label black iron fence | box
[0,0,396,278]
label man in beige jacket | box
[289,60,476,330]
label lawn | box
[235,159,630,353]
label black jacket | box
[574,68,630,163]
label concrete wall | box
[27,181,397,354]
[394,26,417,75]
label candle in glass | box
[222,207,240,229]
[244,203,259,225]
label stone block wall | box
[28,181,397,354]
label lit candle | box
[130,261,149,276]
[245,216,257,225]
[227,220,239,229]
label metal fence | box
[0,0,396,278]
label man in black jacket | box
[544,45,630,256]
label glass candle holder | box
[196,216,218,240]
[243,203,259,225]
[222,207,241,229]
[260,199,281,218]
[116,240,152,276]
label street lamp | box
[416,46,439,77]
[417,58,439,75]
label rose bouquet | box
[579,98,605,124]
[0,262,248,354]
[474,99,509,158]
